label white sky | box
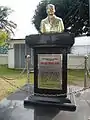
[0,0,41,38]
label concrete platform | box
[0,84,90,120]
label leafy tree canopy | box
[0,6,17,46]
[32,0,89,36]
[0,30,8,46]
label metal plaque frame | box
[34,47,67,96]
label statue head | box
[46,4,55,16]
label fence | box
[0,54,8,65]
[0,46,8,65]
[1,54,90,69]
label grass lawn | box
[0,65,34,100]
[0,65,85,100]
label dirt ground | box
[0,78,17,101]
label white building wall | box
[68,55,85,69]
[87,55,90,69]
[8,40,25,68]
[7,38,90,69]
[8,49,14,68]
[0,54,8,65]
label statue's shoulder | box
[55,16,63,22]
[41,17,48,23]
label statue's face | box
[47,6,55,16]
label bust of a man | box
[40,4,64,33]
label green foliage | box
[32,0,89,36]
[0,30,8,46]
[0,46,8,54]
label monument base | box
[24,95,76,111]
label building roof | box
[74,36,90,46]
[11,38,25,41]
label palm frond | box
[0,6,17,35]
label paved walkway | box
[0,84,90,120]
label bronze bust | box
[40,4,64,33]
